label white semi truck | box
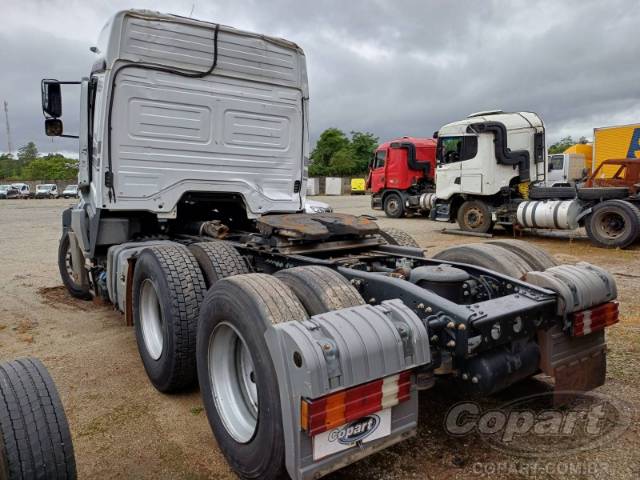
[431,111,640,248]
[42,11,620,479]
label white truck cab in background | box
[435,110,545,200]
[546,152,587,186]
[432,110,546,231]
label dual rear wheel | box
[129,240,366,479]
[197,267,364,479]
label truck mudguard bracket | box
[524,262,617,316]
[265,299,430,480]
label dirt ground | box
[0,196,638,479]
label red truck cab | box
[368,137,437,217]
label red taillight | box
[571,301,619,336]
[301,370,412,436]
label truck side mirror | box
[41,80,62,118]
[45,118,64,137]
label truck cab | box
[432,111,546,232]
[368,137,436,217]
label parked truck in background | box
[593,123,640,176]
[546,152,587,186]
[40,11,621,480]
[428,110,640,248]
[368,137,436,217]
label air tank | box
[419,192,437,210]
[516,200,583,230]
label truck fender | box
[382,189,409,206]
[67,230,90,291]
[61,207,72,230]
[264,299,430,480]
[575,205,592,224]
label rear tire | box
[585,200,640,249]
[383,192,405,218]
[432,243,531,279]
[132,245,206,392]
[188,241,251,288]
[0,358,76,480]
[197,274,308,479]
[378,227,420,248]
[457,200,493,233]
[57,231,91,300]
[486,239,558,271]
[275,266,364,315]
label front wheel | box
[57,231,91,300]
[457,200,494,233]
[197,274,308,479]
[383,192,405,218]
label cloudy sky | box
[1,0,639,156]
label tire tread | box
[0,358,76,480]
[142,245,207,391]
[378,228,420,247]
[188,241,250,287]
[275,266,364,314]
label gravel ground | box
[0,196,638,479]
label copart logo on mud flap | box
[328,414,380,445]
[444,391,632,458]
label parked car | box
[11,183,32,199]
[0,184,11,199]
[2,185,20,199]
[304,198,333,213]
[62,184,79,199]
[35,183,60,199]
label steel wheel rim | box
[595,211,625,239]
[64,249,75,282]
[209,322,258,443]
[140,279,164,360]
[386,197,401,216]
[465,207,484,229]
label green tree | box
[22,154,78,181]
[349,131,378,173]
[0,142,78,181]
[328,146,358,176]
[548,136,574,154]
[309,129,379,177]
[309,128,349,176]
[17,142,39,164]
[0,153,19,180]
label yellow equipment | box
[593,123,640,177]
[563,143,593,172]
[350,178,366,195]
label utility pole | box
[3,101,13,155]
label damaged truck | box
[41,10,619,480]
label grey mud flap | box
[538,326,607,406]
[265,299,431,480]
[526,262,616,406]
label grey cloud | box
[0,0,638,156]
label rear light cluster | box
[571,301,619,336]
[301,371,412,436]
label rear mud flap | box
[538,325,607,406]
[265,299,431,480]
